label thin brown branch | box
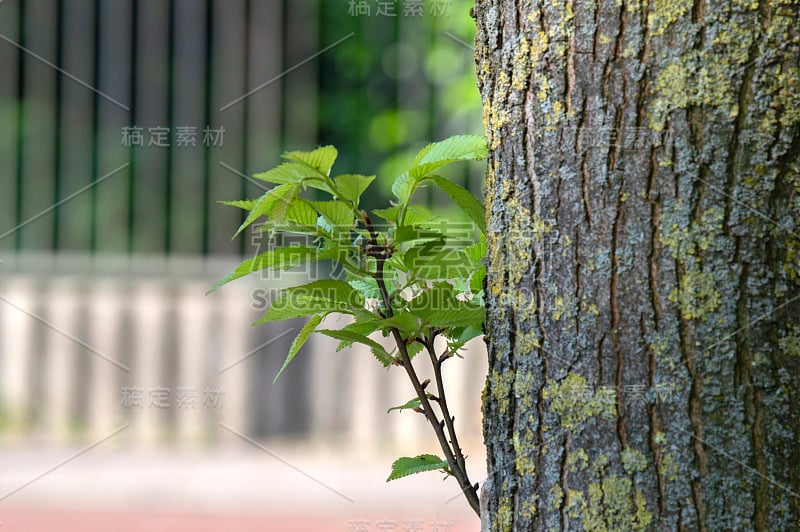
[362,213,480,515]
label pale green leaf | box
[335,174,376,203]
[234,183,297,237]
[283,146,338,176]
[372,206,400,223]
[310,200,355,231]
[286,199,319,227]
[218,199,257,210]
[409,135,488,178]
[253,162,320,184]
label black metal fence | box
[0,0,482,257]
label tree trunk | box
[473,0,800,530]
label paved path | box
[0,445,483,531]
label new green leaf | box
[387,454,450,481]
[283,146,338,176]
[335,174,376,204]
[409,135,488,178]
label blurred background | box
[0,0,487,529]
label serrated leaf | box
[285,199,319,227]
[283,146,338,176]
[310,200,355,232]
[340,313,382,337]
[423,307,485,329]
[335,174,376,203]
[448,325,484,345]
[253,162,320,184]
[406,341,424,360]
[273,314,324,384]
[255,280,363,324]
[348,278,381,299]
[380,312,420,336]
[408,283,485,329]
[207,246,338,293]
[219,199,257,210]
[387,394,432,413]
[402,204,440,227]
[234,183,297,237]
[391,172,415,203]
[316,329,394,366]
[469,266,486,294]
[386,454,450,481]
[463,239,487,263]
[410,247,474,281]
[427,175,486,234]
[409,135,488,178]
[373,206,400,223]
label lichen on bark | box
[474,0,800,530]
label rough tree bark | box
[473,0,800,530]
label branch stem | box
[362,214,480,516]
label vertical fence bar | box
[57,0,96,252]
[170,0,208,255]
[19,0,58,251]
[206,0,247,256]
[130,0,170,254]
[0,1,20,253]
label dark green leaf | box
[427,175,486,234]
[387,395,432,413]
[380,312,420,336]
[255,280,363,324]
[316,329,394,367]
[273,314,324,384]
[207,247,338,294]
[408,283,485,329]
